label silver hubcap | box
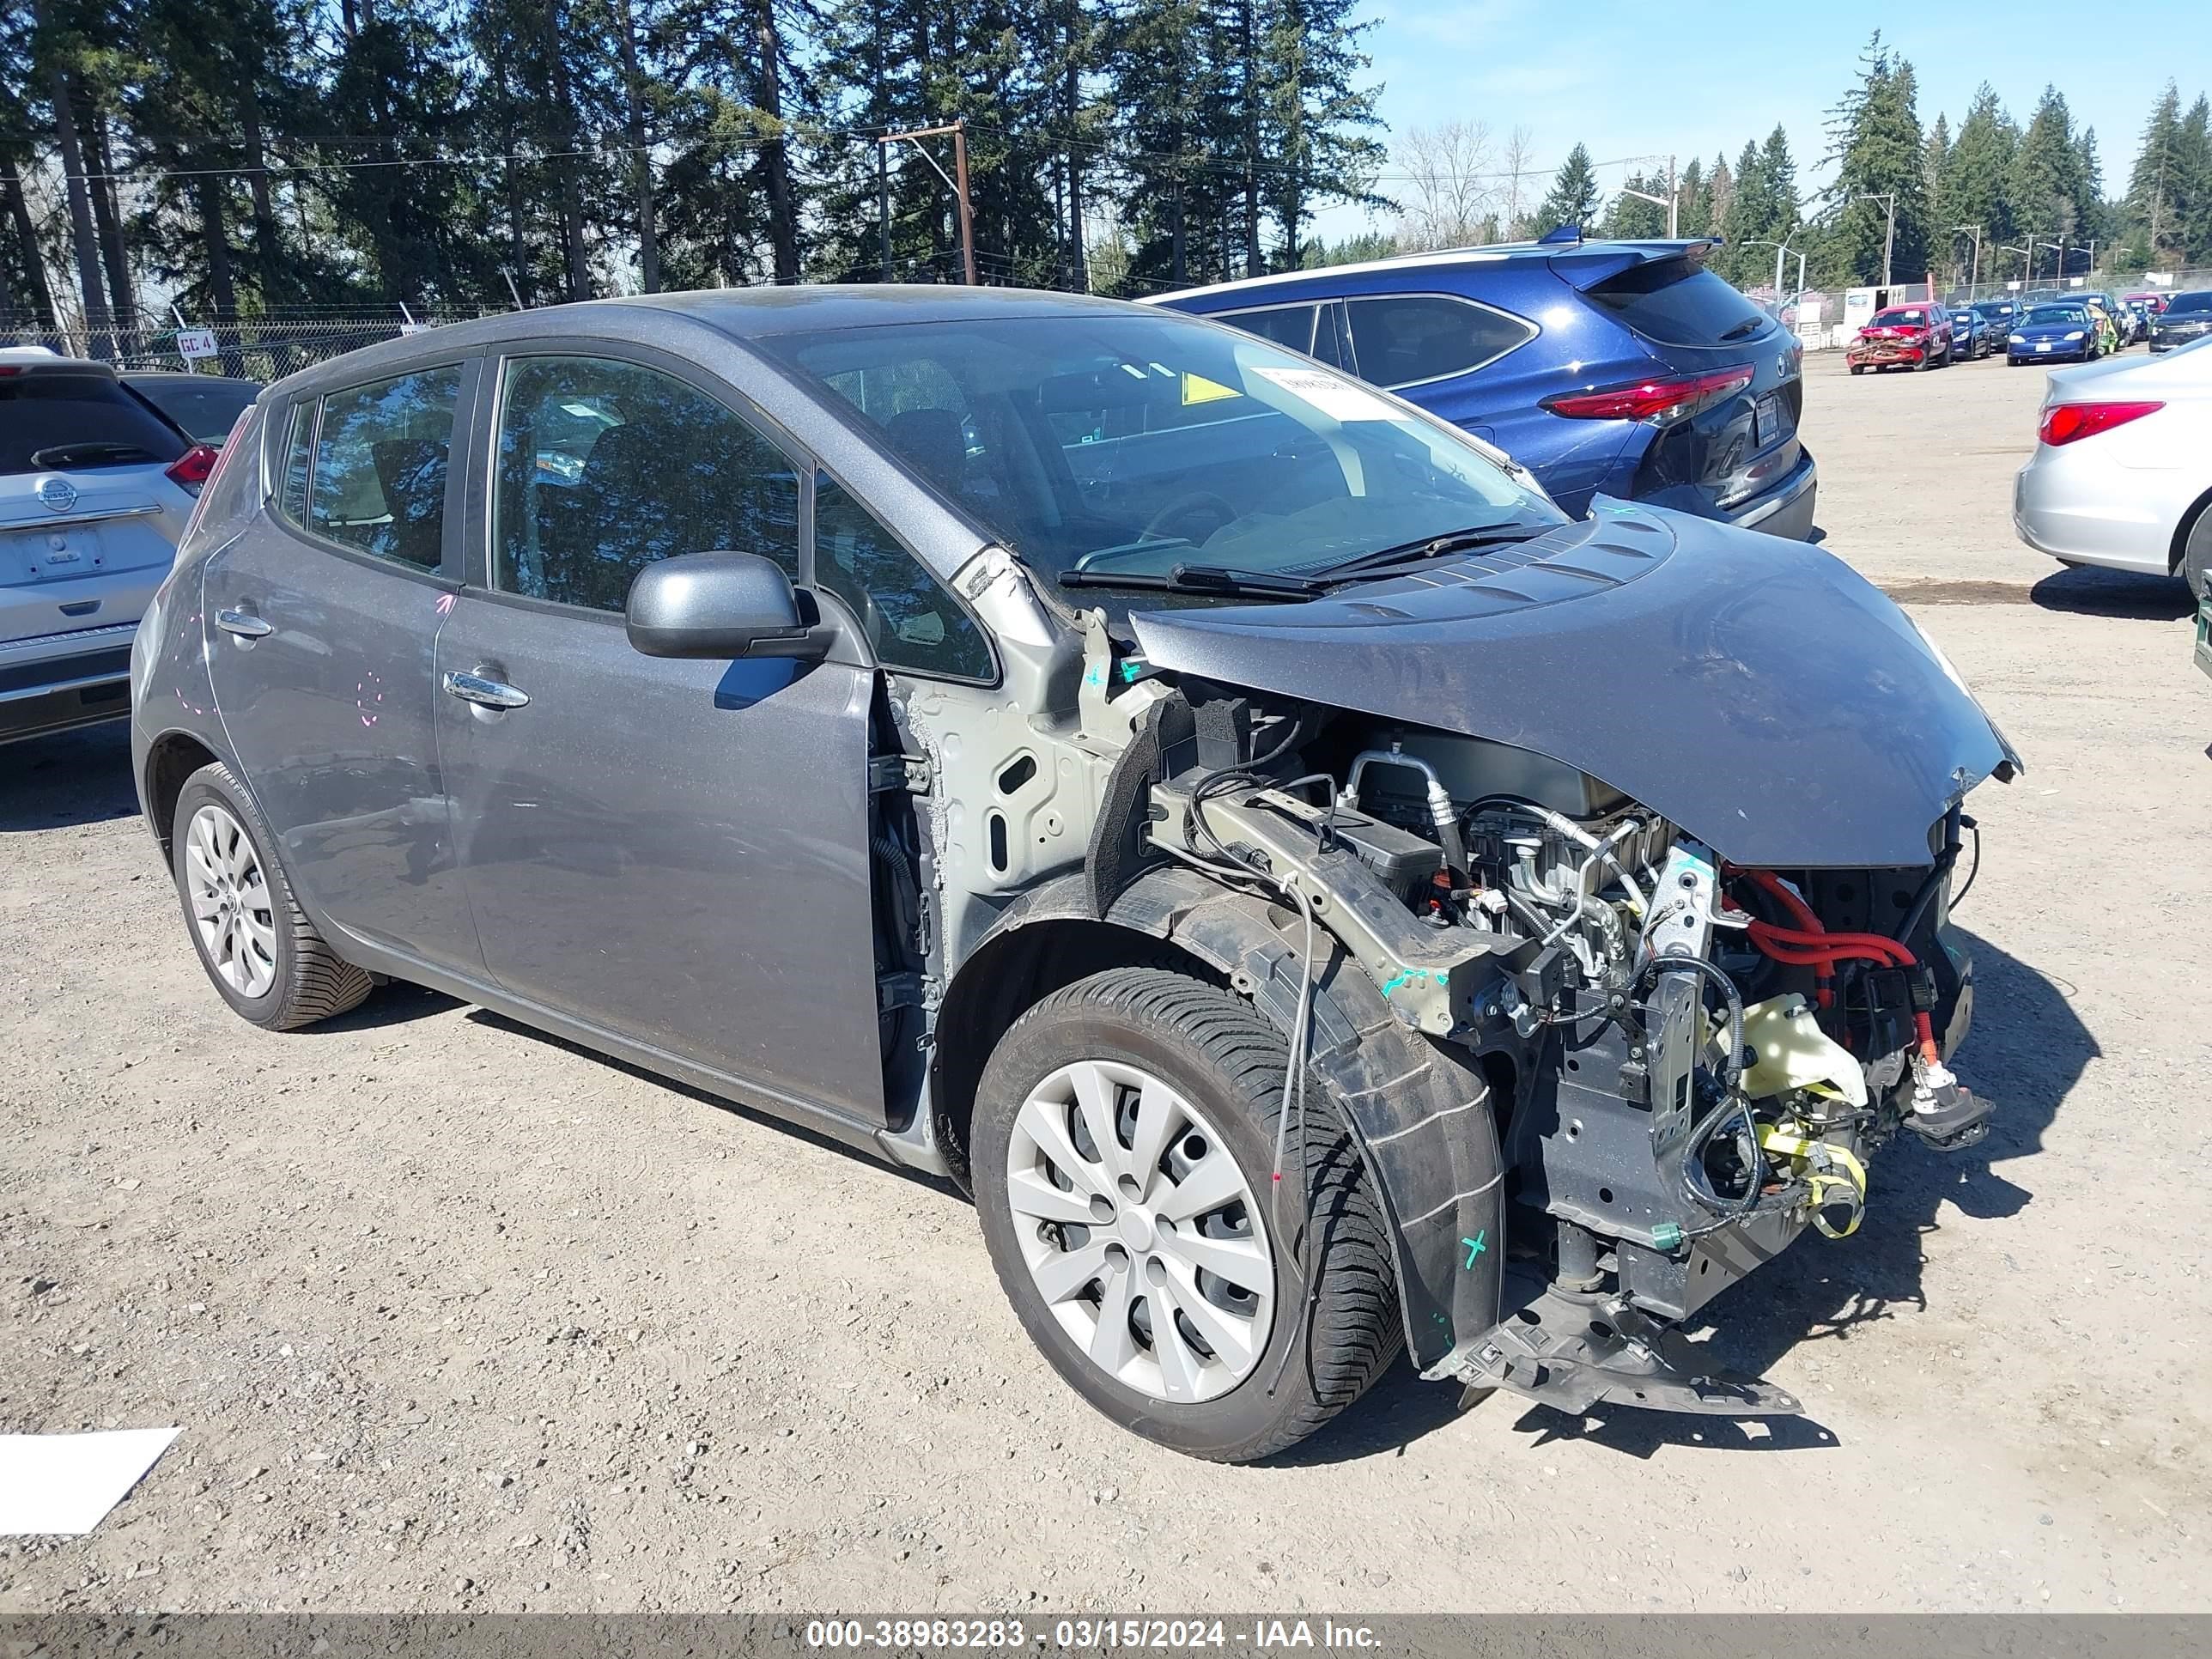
[185,804,278,999]
[1006,1060,1274,1404]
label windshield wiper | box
[1717,317,1769,342]
[1306,520,1555,583]
[1058,562,1330,600]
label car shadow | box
[0,722,140,832]
[2029,565,2193,620]
[1275,924,2092,1467]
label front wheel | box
[972,967,1402,1462]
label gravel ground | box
[4,348,2209,1614]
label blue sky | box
[1314,1,2193,240]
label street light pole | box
[1617,155,1680,239]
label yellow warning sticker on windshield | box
[1181,373,1243,406]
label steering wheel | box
[1139,491,1237,548]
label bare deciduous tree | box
[1500,125,1538,240]
[1395,118,1494,249]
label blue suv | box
[1153,235,1818,538]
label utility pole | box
[1954,224,1983,295]
[879,121,977,285]
[1853,192,1898,289]
[877,134,891,281]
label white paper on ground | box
[0,1427,180,1536]
[1249,364,1401,423]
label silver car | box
[3,349,216,744]
[131,289,2015,1461]
[2014,332,2212,586]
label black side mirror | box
[625,551,831,662]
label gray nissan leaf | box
[131,287,2017,1461]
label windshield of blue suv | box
[2022,306,2088,326]
[762,312,1565,592]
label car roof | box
[0,347,112,374]
[1144,237,1717,305]
[261,285,1151,399]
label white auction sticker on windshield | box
[1249,365,1400,422]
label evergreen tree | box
[2010,85,2093,274]
[1534,143,1598,236]
[1944,82,2018,252]
[1820,32,1929,288]
[2124,82,2185,267]
[2177,95,2212,263]
[1717,137,1765,285]
[1675,155,1707,236]
[1258,0,1388,270]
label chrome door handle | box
[442,669,530,711]
[215,608,272,639]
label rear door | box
[3,364,195,705]
[200,360,482,971]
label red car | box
[1847,303,1955,373]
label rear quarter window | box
[1344,295,1535,387]
[1584,257,1776,347]
[0,370,190,476]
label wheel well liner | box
[143,730,221,854]
[933,865,1504,1373]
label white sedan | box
[2014,335,2212,589]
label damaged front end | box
[1006,505,2017,1419]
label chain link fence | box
[1,313,513,382]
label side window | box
[812,474,992,681]
[493,356,800,613]
[279,402,313,523]
[1217,305,1317,355]
[306,367,460,570]
[1345,295,1536,387]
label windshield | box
[2023,307,2087,325]
[758,311,1564,590]
[127,375,262,444]
[1872,308,1929,326]
[2166,292,2212,315]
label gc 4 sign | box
[176,329,218,362]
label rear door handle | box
[215,608,272,639]
[442,669,530,711]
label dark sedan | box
[2007,304,2101,365]
[2150,290,2212,353]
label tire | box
[972,966,1401,1462]
[2181,507,2212,600]
[171,761,373,1030]
[1849,364,1865,375]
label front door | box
[434,351,885,1125]
[201,361,482,972]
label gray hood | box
[1128,501,2018,869]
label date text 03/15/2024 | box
[802,1620,1382,1651]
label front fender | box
[946,865,1504,1372]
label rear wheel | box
[972,967,1402,1462]
[171,762,373,1030]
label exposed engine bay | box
[1125,673,1988,1413]
[885,580,1999,1419]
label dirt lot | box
[4,348,2209,1614]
